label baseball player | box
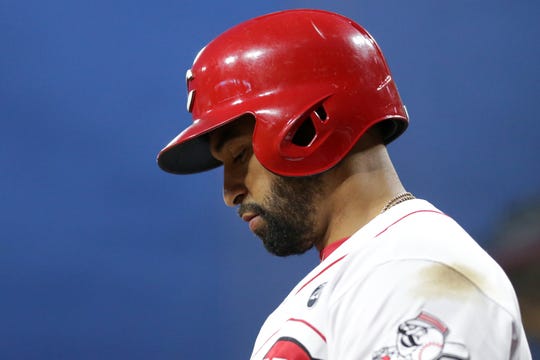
[157,9,532,359]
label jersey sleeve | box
[325,259,531,359]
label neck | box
[316,142,406,252]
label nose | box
[222,164,248,207]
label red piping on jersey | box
[320,210,445,261]
[288,318,327,342]
[375,209,445,238]
[251,328,281,358]
[298,210,444,296]
[295,255,347,295]
[251,318,327,358]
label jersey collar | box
[319,237,350,261]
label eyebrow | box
[209,127,233,157]
[209,115,254,157]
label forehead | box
[209,115,255,154]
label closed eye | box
[233,148,247,164]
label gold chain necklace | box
[381,192,416,213]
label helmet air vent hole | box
[291,117,316,147]
[313,105,327,121]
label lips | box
[240,211,261,232]
[241,212,258,223]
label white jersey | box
[250,199,531,360]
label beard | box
[238,174,324,257]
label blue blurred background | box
[1,0,539,358]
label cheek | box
[245,155,275,202]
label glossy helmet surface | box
[157,9,408,176]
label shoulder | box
[326,258,528,359]
[327,199,521,324]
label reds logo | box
[372,312,469,360]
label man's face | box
[209,117,326,256]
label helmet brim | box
[157,133,220,175]
[157,112,230,174]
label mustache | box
[237,203,266,218]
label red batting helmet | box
[157,9,408,176]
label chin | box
[261,237,314,257]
